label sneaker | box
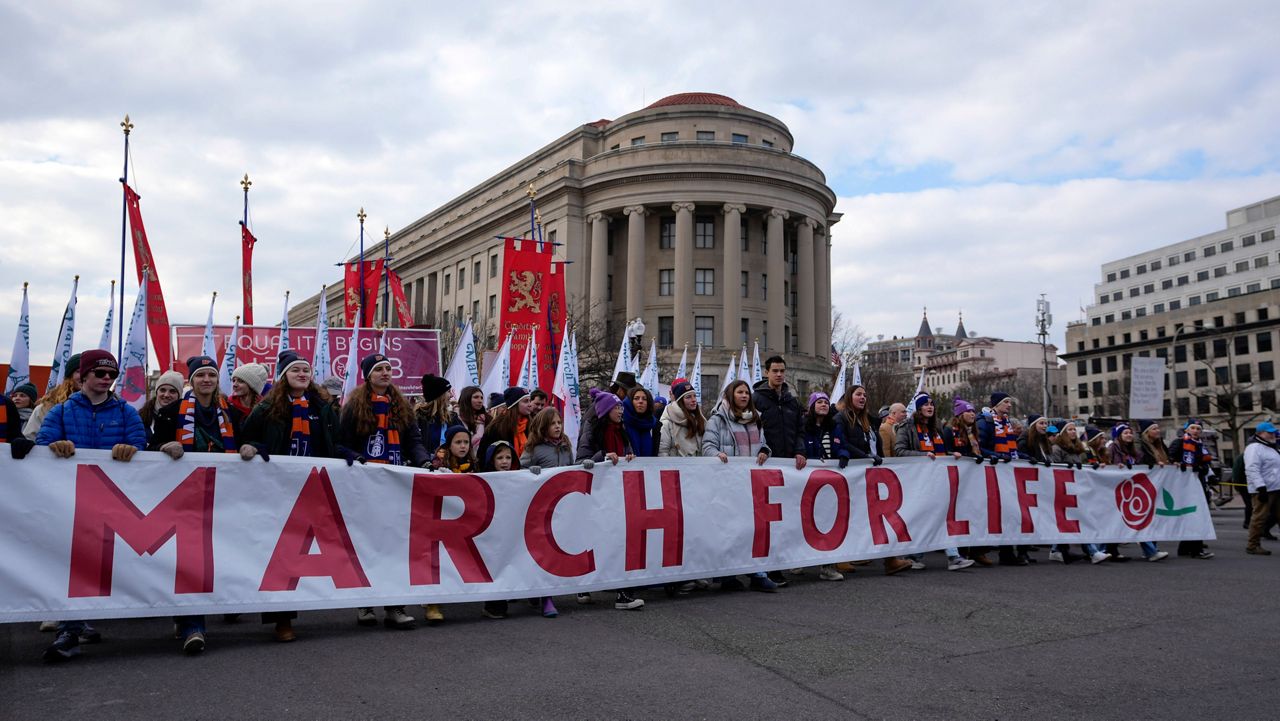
[1147,551,1170,561]
[182,631,205,655]
[909,560,926,570]
[1196,550,1216,560]
[1049,550,1065,563]
[817,565,844,582]
[749,575,779,593]
[38,620,57,632]
[482,600,508,619]
[575,593,594,605]
[767,570,789,587]
[356,607,378,626]
[947,557,975,571]
[541,598,559,618]
[42,631,81,662]
[79,624,102,644]
[384,607,416,630]
[1246,547,1272,556]
[614,592,644,610]
[423,604,445,625]
[1090,551,1112,564]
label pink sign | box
[172,325,442,397]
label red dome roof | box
[645,92,742,110]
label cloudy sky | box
[3,0,1278,365]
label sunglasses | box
[90,369,119,379]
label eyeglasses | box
[90,369,119,379]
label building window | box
[658,269,673,296]
[661,131,678,142]
[741,318,749,346]
[694,316,714,346]
[695,269,715,295]
[741,271,749,298]
[631,136,645,146]
[696,130,715,141]
[695,215,715,248]
[731,133,748,144]
[473,261,481,285]
[489,255,498,278]
[658,317,674,348]
[660,217,675,250]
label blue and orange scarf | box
[177,391,236,453]
[363,393,402,465]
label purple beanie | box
[592,388,621,418]
[953,398,975,416]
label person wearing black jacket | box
[752,356,806,470]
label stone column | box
[623,206,647,325]
[588,212,608,328]
[672,202,696,346]
[814,225,830,358]
[766,208,788,354]
[722,203,746,348]
[797,218,817,358]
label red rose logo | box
[1115,474,1157,530]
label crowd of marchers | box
[4,348,1277,664]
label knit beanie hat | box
[990,392,1010,408]
[421,374,451,403]
[503,386,530,409]
[360,353,392,381]
[1111,423,1131,440]
[276,350,309,380]
[186,355,218,378]
[953,398,975,416]
[231,363,269,395]
[156,370,185,394]
[11,382,38,403]
[591,387,620,418]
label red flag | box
[362,259,384,327]
[241,224,256,324]
[387,268,413,328]
[123,183,174,371]
[499,237,552,386]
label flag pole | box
[116,114,133,359]
[382,226,390,327]
[357,207,367,328]
[240,173,253,323]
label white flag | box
[117,280,149,409]
[218,316,240,396]
[831,354,847,403]
[312,288,331,386]
[690,345,703,403]
[201,293,218,360]
[47,276,79,393]
[98,282,115,351]
[4,284,30,394]
[279,292,291,354]
[738,344,749,385]
[611,324,632,382]
[481,331,514,401]
[639,338,659,390]
[676,344,688,380]
[552,329,582,448]
[340,320,361,403]
[444,319,481,392]
[751,341,762,384]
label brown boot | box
[883,557,912,575]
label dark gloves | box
[872,455,883,466]
[838,457,849,470]
[9,437,34,460]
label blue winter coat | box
[36,391,148,451]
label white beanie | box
[232,362,270,395]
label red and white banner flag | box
[123,183,174,371]
[0,453,1213,622]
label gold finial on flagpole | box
[120,115,133,136]
[357,208,367,224]
[240,173,252,192]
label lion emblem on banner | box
[507,271,542,313]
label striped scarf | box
[289,397,312,457]
[363,393,402,465]
[916,423,943,453]
[177,391,236,453]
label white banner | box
[0,451,1213,622]
[1129,356,1167,419]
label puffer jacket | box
[702,405,771,458]
[520,438,576,469]
[658,402,703,457]
[751,380,805,458]
[36,391,147,451]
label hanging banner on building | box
[172,325,440,396]
[499,237,553,387]
[1128,356,1167,419]
[0,453,1213,622]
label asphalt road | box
[2,508,1276,720]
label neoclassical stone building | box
[293,92,840,398]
